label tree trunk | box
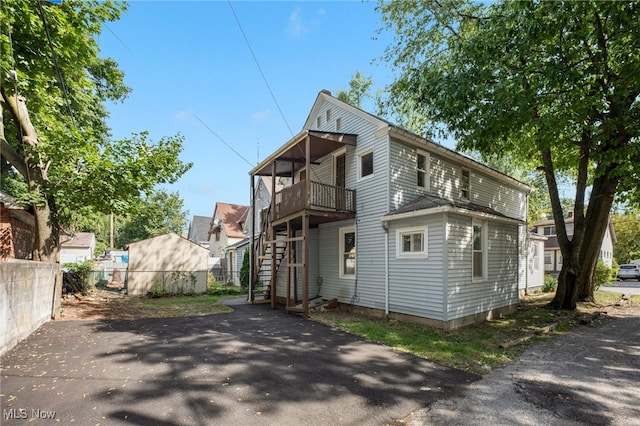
[1,89,58,263]
[576,173,619,301]
[550,261,579,310]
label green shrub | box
[207,282,246,296]
[239,249,250,290]
[593,261,611,291]
[542,274,557,293]
[63,260,95,294]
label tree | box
[335,71,374,109]
[378,1,640,309]
[0,1,191,261]
[612,210,640,264]
[115,190,189,248]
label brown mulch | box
[60,288,142,320]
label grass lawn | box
[311,290,638,375]
[91,285,248,319]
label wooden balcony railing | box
[272,180,356,220]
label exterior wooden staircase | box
[251,206,287,302]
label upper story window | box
[336,117,342,131]
[461,169,470,200]
[543,226,556,236]
[316,116,321,128]
[359,149,373,179]
[326,109,331,122]
[417,150,429,189]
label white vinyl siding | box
[446,215,519,321]
[388,139,527,222]
[388,215,445,320]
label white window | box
[359,149,373,179]
[339,226,356,278]
[336,117,342,131]
[533,244,540,271]
[316,116,321,128]
[461,169,470,200]
[396,226,428,258]
[326,109,331,122]
[544,252,552,265]
[543,226,556,236]
[417,150,429,189]
[472,221,487,279]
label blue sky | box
[99,1,397,220]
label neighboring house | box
[208,202,249,279]
[187,215,212,249]
[126,232,209,295]
[531,212,616,275]
[249,90,530,329]
[245,176,286,239]
[0,191,35,261]
[59,232,96,264]
[519,232,547,296]
[225,237,250,286]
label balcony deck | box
[268,180,356,226]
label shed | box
[126,232,210,295]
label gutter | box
[381,205,525,226]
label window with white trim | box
[316,116,321,128]
[359,149,373,179]
[461,169,470,200]
[544,252,552,265]
[336,117,342,131]
[326,109,331,122]
[417,150,429,189]
[472,221,487,279]
[396,226,428,258]
[339,226,356,278]
[543,226,556,236]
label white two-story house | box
[249,90,530,329]
[532,212,616,275]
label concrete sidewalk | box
[1,302,478,425]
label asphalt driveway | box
[1,302,478,425]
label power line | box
[227,0,294,137]
[193,113,253,167]
[36,0,75,128]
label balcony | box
[272,180,356,222]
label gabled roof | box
[302,90,530,193]
[59,232,95,248]
[383,194,523,224]
[126,231,210,252]
[210,202,250,239]
[188,215,212,242]
[532,213,617,244]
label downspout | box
[385,127,391,315]
[249,175,255,302]
[382,220,389,315]
[525,194,530,296]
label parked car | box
[616,264,640,281]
